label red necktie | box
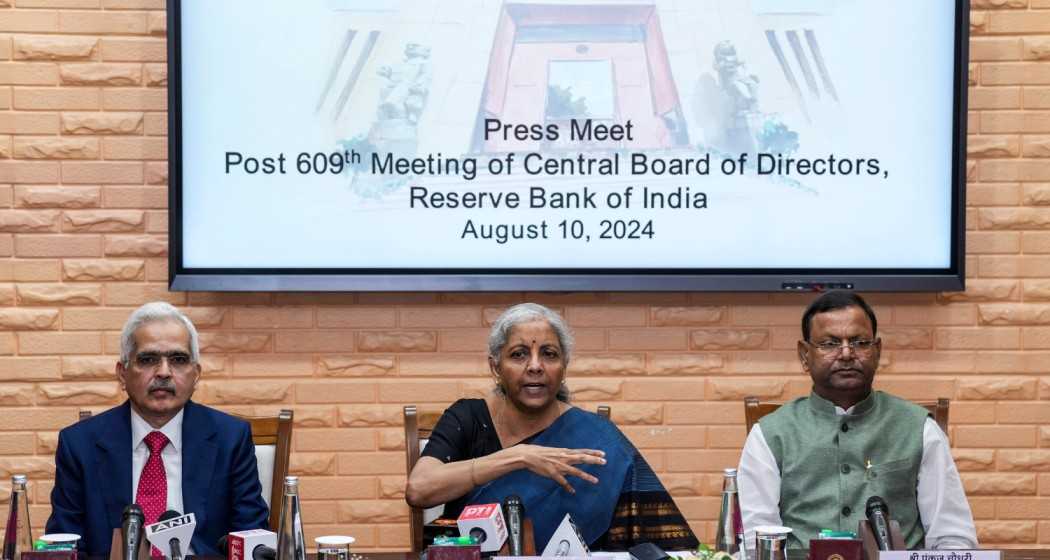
[136,431,169,558]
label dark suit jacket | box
[46,400,270,557]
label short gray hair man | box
[119,301,200,367]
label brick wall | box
[0,0,1048,551]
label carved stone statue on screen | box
[369,42,432,160]
[346,42,432,198]
[694,41,801,163]
[714,41,760,154]
[376,43,432,125]
[714,42,759,116]
[693,41,761,155]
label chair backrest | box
[403,403,614,552]
[744,396,950,437]
[743,397,782,435]
[235,409,294,531]
[404,405,445,553]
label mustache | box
[831,360,864,371]
[147,380,176,393]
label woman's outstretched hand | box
[511,444,606,494]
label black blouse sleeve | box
[420,399,475,464]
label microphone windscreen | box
[505,495,523,509]
[865,496,888,516]
[159,510,182,522]
[124,504,144,521]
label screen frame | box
[167,0,970,292]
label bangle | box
[470,458,478,487]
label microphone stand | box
[857,519,906,560]
[496,518,535,557]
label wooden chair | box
[403,403,613,553]
[744,396,950,436]
[234,409,294,531]
[743,398,781,435]
[77,408,294,531]
[404,405,447,553]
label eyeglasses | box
[807,338,878,356]
[132,351,195,370]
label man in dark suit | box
[46,302,269,557]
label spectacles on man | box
[133,351,194,370]
[806,338,879,356]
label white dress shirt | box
[130,408,186,520]
[738,405,978,550]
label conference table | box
[355,551,1050,560]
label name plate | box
[879,551,1000,560]
[495,557,592,560]
[494,556,626,560]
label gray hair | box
[488,303,574,402]
[119,302,200,367]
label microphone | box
[502,495,524,557]
[456,503,508,553]
[865,496,892,551]
[159,511,185,560]
[121,504,145,560]
[223,529,278,560]
[145,510,196,560]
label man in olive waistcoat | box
[737,291,976,550]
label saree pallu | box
[466,408,698,552]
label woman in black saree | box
[406,303,698,551]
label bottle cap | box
[283,475,299,493]
[12,474,27,485]
[723,468,737,477]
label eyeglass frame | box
[803,337,881,356]
[130,350,197,371]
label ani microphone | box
[159,511,187,560]
[121,504,145,560]
[144,510,196,560]
[865,496,892,551]
[502,495,524,557]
